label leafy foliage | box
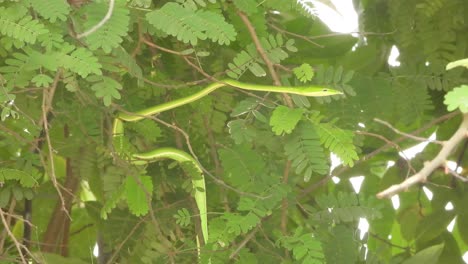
[293,63,314,83]
[227,34,296,78]
[310,115,359,167]
[278,227,324,263]
[444,85,468,113]
[30,0,70,23]
[174,208,191,227]
[124,175,153,216]
[146,2,236,45]
[0,6,48,44]
[284,122,328,181]
[269,105,304,135]
[313,192,382,223]
[80,1,130,53]
[218,144,265,189]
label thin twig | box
[445,168,468,182]
[356,131,416,174]
[237,11,293,107]
[377,113,468,198]
[268,23,323,47]
[0,199,16,252]
[229,225,260,259]
[374,118,443,144]
[0,208,27,263]
[106,217,146,264]
[368,232,410,251]
[142,38,187,56]
[76,0,115,38]
[309,30,396,40]
[280,161,291,236]
[41,71,69,218]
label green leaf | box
[218,144,265,188]
[323,225,358,264]
[31,74,53,87]
[312,121,359,167]
[228,119,256,144]
[31,0,70,23]
[293,63,314,83]
[59,46,102,78]
[444,85,468,113]
[89,76,123,106]
[233,0,258,15]
[278,227,324,263]
[0,7,49,44]
[146,3,236,45]
[124,175,153,217]
[174,208,191,227]
[231,98,259,117]
[285,122,329,181]
[269,106,304,135]
[0,169,37,187]
[402,244,444,264]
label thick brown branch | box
[377,113,468,198]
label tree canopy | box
[0,0,467,263]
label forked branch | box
[377,113,468,198]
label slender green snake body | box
[118,79,342,121]
[112,79,341,246]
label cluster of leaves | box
[0,0,467,263]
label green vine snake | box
[112,79,341,247]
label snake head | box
[302,87,344,97]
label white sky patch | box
[358,122,366,128]
[447,217,456,232]
[399,133,437,160]
[93,243,99,257]
[391,195,400,210]
[332,176,341,184]
[463,252,468,263]
[303,0,358,33]
[423,186,433,201]
[388,45,401,67]
[387,160,395,168]
[330,152,342,172]
[446,160,463,173]
[358,218,370,240]
[445,202,454,211]
[350,176,365,193]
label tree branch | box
[237,11,293,107]
[374,118,443,144]
[76,0,115,39]
[377,113,468,198]
[229,225,260,260]
[0,208,28,263]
